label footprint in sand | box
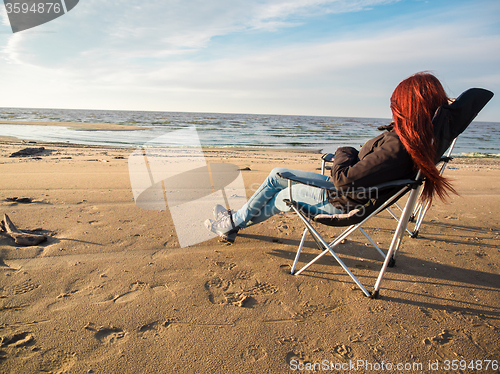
[93,326,126,344]
[113,291,140,304]
[9,280,39,296]
[162,317,179,328]
[1,332,35,348]
[37,349,77,373]
[113,281,148,304]
[241,344,267,363]
[418,306,451,325]
[235,270,252,280]
[205,277,247,306]
[332,344,354,359]
[95,327,125,343]
[422,329,457,360]
[286,351,311,366]
[292,301,340,320]
[214,261,237,270]
[138,321,159,333]
[423,330,454,345]
[205,277,277,307]
[246,280,278,295]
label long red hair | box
[390,72,456,203]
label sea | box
[0,107,498,156]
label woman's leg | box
[232,167,341,228]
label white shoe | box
[205,206,240,243]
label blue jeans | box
[232,167,342,228]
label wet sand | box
[0,120,146,131]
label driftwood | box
[5,197,33,204]
[0,214,47,246]
[9,147,46,158]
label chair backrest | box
[432,88,494,162]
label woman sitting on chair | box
[205,72,456,243]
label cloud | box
[103,20,498,88]
[0,0,498,120]
[0,32,25,64]
[2,0,401,64]
[18,18,491,117]
[0,5,10,27]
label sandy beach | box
[1,133,499,373]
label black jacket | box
[327,88,494,213]
[329,128,415,211]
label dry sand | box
[0,137,499,373]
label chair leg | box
[372,186,420,296]
[289,205,372,297]
[386,207,415,237]
[412,200,431,238]
[358,227,386,259]
[291,228,308,274]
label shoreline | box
[1,120,499,158]
[0,120,146,131]
[2,136,500,166]
[0,135,324,154]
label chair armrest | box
[320,153,335,175]
[337,179,421,197]
[277,171,337,191]
[321,153,335,162]
[368,179,422,192]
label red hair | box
[390,72,456,203]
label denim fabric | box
[232,167,342,228]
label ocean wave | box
[0,108,498,154]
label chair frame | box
[279,170,423,298]
[279,133,460,298]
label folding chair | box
[279,88,493,298]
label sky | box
[0,0,499,121]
